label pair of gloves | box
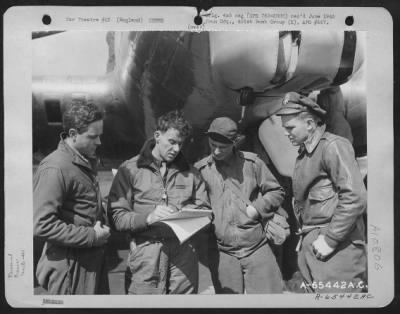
[265,208,291,245]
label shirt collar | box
[152,154,167,169]
[66,141,89,164]
[59,132,88,163]
[301,125,326,154]
[58,133,96,173]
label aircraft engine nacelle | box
[209,30,364,95]
[209,30,366,178]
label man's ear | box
[69,128,78,139]
[234,134,246,147]
[154,130,161,143]
[305,117,316,131]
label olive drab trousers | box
[297,228,367,293]
[125,238,199,294]
[208,241,283,294]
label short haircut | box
[298,110,325,126]
[156,110,192,137]
[62,102,104,134]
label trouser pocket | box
[36,243,74,294]
[127,241,166,294]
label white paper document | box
[153,209,212,243]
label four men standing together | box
[33,92,367,295]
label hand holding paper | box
[146,205,178,224]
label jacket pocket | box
[230,195,263,247]
[349,218,367,246]
[304,185,337,224]
[235,224,264,248]
[308,185,336,201]
[233,203,260,226]
[168,178,194,209]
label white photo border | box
[3,5,394,308]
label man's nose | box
[172,144,180,152]
[95,137,101,145]
[284,130,290,137]
[214,147,221,155]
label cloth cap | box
[275,92,327,117]
[206,117,238,143]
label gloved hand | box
[265,209,290,245]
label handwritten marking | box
[315,293,374,301]
[370,224,383,271]
[7,250,26,279]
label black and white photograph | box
[3,6,394,308]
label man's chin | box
[165,155,176,162]
[86,152,97,159]
[212,155,224,161]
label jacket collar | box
[137,138,190,172]
[58,133,97,173]
[299,125,326,155]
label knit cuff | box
[324,234,340,249]
[252,198,266,216]
[132,212,151,231]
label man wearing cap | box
[195,117,285,294]
[276,92,367,293]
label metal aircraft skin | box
[32,30,366,177]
